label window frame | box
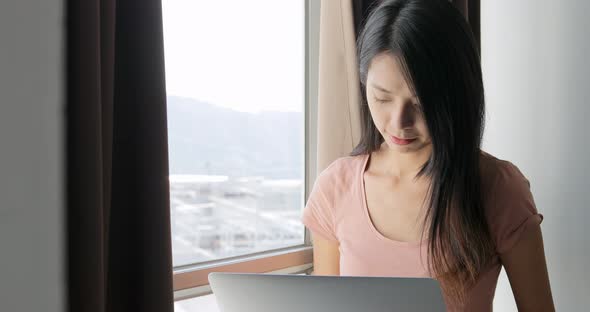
[172,0,320,300]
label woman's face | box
[366,52,432,154]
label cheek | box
[369,107,387,130]
[367,104,380,124]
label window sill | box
[173,245,313,299]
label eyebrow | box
[371,83,392,94]
[371,83,418,99]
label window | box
[162,0,319,303]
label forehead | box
[367,52,412,95]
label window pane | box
[163,0,306,267]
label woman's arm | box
[311,234,340,275]
[500,223,555,311]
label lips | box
[390,135,416,145]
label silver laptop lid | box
[209,272,446,312]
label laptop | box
[208,272,446,312]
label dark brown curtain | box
[66,0,173,311]
[352,0,481,51]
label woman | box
[301,0,555,311]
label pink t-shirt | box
[301,151,543,311]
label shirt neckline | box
[359,152,429,248]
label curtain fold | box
[66,0,174,311]
[317,0,362,172]
[316,0,481,172]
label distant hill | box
[166,96,303,179]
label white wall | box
[481,0,590,310]
[0,0,64,311]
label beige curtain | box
[317,0,362,172]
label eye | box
[374,97,389,104]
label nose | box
[390,101,416,131]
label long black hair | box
[352,0,494,304]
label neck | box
[376,142,432,181]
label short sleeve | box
[301,169,338,243]
[486,161,543,254]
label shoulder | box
[479,151,530,194]
[317,154,367,182]
[302,155,367,240]
[479,151,542,253]
[313,154,367,195]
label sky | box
[161,0,305,113]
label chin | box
[390,144,419,153]
[385,140,428,154]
